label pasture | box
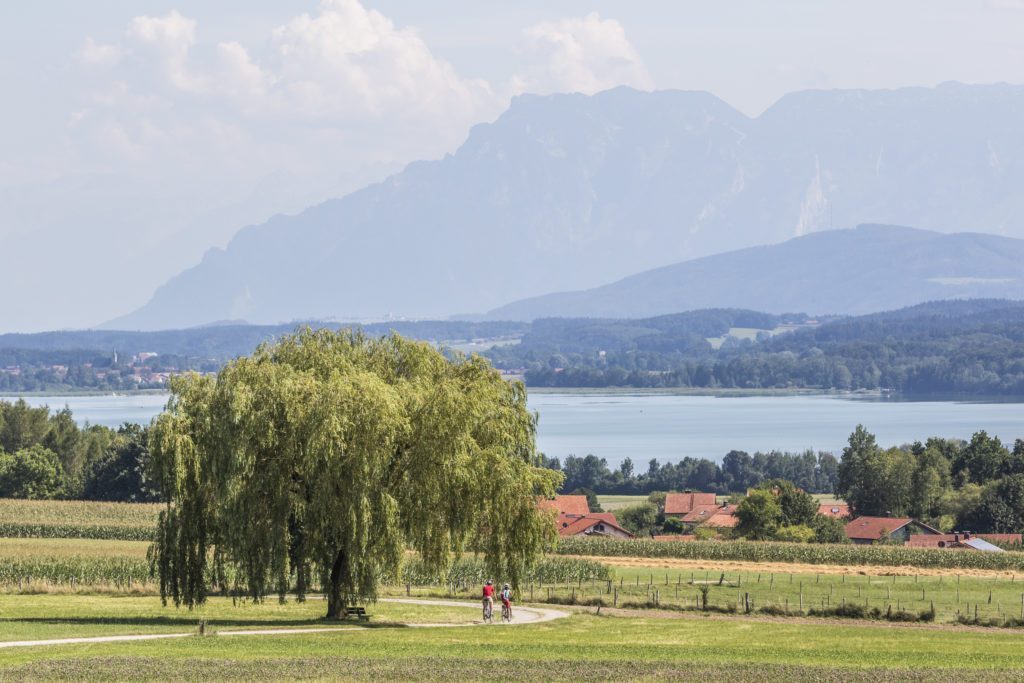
[3,498,1024,679]
[3,601,1024,680]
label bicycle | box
[482,599,493,624]
[501,602,511,623]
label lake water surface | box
[12,392,1024,467]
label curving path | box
[0,599,570,650]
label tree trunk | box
[326,548,348,619]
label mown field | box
[3,498,1024,680]
[3,606,1024,681]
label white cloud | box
[78,37,124,67]
[264,0,494,121]
[0,2,653,330]
[126,10,205,92]
[516,13,653,95]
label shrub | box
[774,524,815,543]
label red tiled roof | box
[538,495,590,516]
[679,504,721,523]
[664,492,717,515]
[844,516,939,540]
[652,534,696,542]
[818,504,851,519]
[702,504,739,528]
[556,514,633,538]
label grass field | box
[3,534,1024,679]
[3,602,1024,680]
[0,595,477,642]
[595,495,647,511]
[594,561,1024,624]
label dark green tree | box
[0,445,66,499]
[735,489,782,540]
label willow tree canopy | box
[149,329,561,618]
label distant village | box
[541,493,1021,552]
[0,351,215,392]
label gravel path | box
[0,599,570,650]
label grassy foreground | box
[0,595,476,641]
[2,602,1024,681]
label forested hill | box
[3,301,1024,395]
[0,320,526,360]
[486,300,1024,394]
[0,320,526,392]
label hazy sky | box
[3,0,1024,331]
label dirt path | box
[580,555,1023,579]
[0,599,569,650]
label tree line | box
[544,449,839,496]
[0,399,158,502]
[836,425,1024,534]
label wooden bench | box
[344,606,369,621]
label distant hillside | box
[5,301,1024,396]
[0,320,527,361]
[486,225,1024,320]
[486,299,1024,394]
[109,82,1024,330]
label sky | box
[3,0,1024,332]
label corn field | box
[0,499,158,541]
[557,537,1024,572]
[0,556,151,589]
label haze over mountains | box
[486,225,1024,320]
[109,82,1024,330]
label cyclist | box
[482,579,495,620]
[500,583,513,621]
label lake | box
[11,392,1024,467]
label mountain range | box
[486,225,1024,319]
[108,82,1024,330]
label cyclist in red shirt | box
[482,579,495,618]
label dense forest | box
[0,399,158,502]
[487,300,1024,395]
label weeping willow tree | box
[149,329,561,618]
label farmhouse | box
[817,504,851,519]
[663,491,717,518]
[537,494,634,539]
[556,512,634,539]
[844,516,941,545]
[906,532,1020,552]
[674,504,722,531]
[538,495,590,516]
[701,504,739,530]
